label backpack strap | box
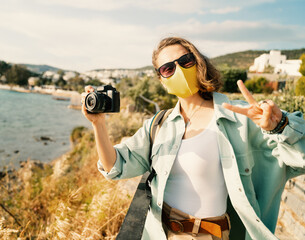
[146,108,173,192]
[148,109,172,164]
[150,109,173,143]
[116,108,173,240]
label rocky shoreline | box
[0,84,82,109]
[0,84,73,96]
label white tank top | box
[164,116,228,218]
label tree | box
[245,77,272,94]
[220,69,247,92]
[86,78,103,87]
[116,77,137,97]
[0,61,11,75]
[295,76,305,96]
[299,53,305,76]
[55,78,67,88]
[5,64,32,86]
[68,76,85,92]
[117,75,177,113]
[35,77,52,86]
[295,53,305,96]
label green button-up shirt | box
[98,92,305,240]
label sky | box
[0,0,304,72]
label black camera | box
[85,85,120,113]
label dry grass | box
[0,122,139,239]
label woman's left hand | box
[222,80,283,131]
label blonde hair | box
[152,37,222,99]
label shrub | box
[106,112,145,144]
[244,78,256,92]
[295,76,305,96]
[70,126,88,145]
[299,53,305,76]
[228,91,305,114]
[220,69,247,93]
[245,77,272,94]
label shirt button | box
[245,168,249,173]
[173,145,178,149]
[164,171,168,175]
[158,202,161,207]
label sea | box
[0,89,92,169]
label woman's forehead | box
[156,44,188,67]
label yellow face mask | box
[161,64,199,98]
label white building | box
[249,50,286,73]
[249,50,301,76]
[42,71,61,82]
[274,60,302,76]
[63,71,77,81]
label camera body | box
[85,85,120,113]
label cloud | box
[41,0,204,14]
[156,19,305,43]
[193,40,261,58]
[39,0,275,14]
[42,0,133,11]
[0,10,159,71]
[210,7,241,14]
[0,0,302,72]
[155,19,305,58]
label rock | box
[14,150,19,154]
[0,171,6,179]
[20,161,26,168]
[33,136,54,142]
[40,136,53,142]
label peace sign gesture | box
[222,80,283,131]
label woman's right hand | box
[81,85,105,125]
[82,85,117,172]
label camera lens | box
[85,92,99,112]
[87,96,96,107]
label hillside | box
[91,65,154,72]
[211,48,305,70]
[20,64,64,74]
[2,47,305,75]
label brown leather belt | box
[162,210,229,238]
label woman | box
[82,37,305,240]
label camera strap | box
[116,109,173,240]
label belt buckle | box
[169,219,184,233]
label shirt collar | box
[213,92,237,122]
[167,100,182,121]
[166,92,237,123]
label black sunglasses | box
[156,53,196,78]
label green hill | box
[20,64,64,74]
[211,48,305,70]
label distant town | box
[37,67,155,87]
[0,48,304,95]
